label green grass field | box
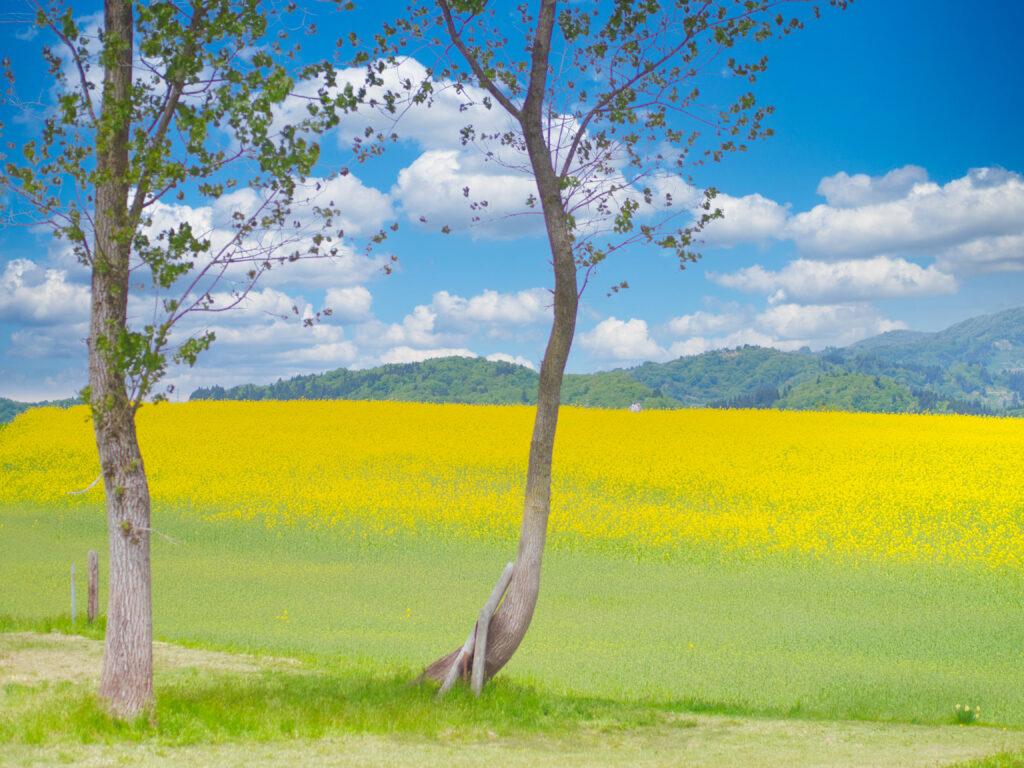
[3,503,1024,727]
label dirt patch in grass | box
[0,632,296,686]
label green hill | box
[193,357,539,406]
[187,305,1024,416]
[629,346,823,406]
[822,306,1024,412]
[7,306,1020,422]
[776,373,917,413]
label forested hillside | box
[7,307,1022,423]
[188,306,1024,416]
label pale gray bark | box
[90,0,154,719]
[471,561,515,695]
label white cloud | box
[935,234,1024,274]
[756,302,905,344]
[701,192,789,246]
[485,352,535,370]
[355,287,549,354]
[392,150,542,239]
[0,259,90,324]
[277,59,517,154]
[710,256,957,303]
[256,249,390,289]
[668,328,799,357]
[379,346,476,365]
[324,286,373,322]
[789,167,1024,264]
[382,304,447,347]
[432,288,549,326]
[816,165,929,208]
[663,303,905,358]
[579,317,667,362]
[277,341,358,366]
[214,174,392,239]
[667,310,747,337]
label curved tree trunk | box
[423,0,575,689]
[90,0,154,719]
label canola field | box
[2,401,1024,568]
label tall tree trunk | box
[423,0,574,687]
[90,0,154,719]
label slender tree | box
[1,0,360,717]
[371,0,849,692]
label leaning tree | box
[0,0,367,717]
[369,0,849,693]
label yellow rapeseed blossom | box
[2,401,1023,567]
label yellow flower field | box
[2,401,1023,567]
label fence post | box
[70,563,77,623]
[87,550,99,624]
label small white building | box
[628,402,643,412]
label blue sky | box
[1,0,1023,400]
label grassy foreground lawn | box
[2,505,1023,731]
[2,632,1024,768]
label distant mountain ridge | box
[189,305,1024,416]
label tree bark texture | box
[423,0,577,689]
[91,0,154,719]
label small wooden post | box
[70,563,77,623]
[87,550,99,624]
[471,562,515,696]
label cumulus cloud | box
[432,288,549,326]
[701,191,790,246]
[710,256,957,303]
[664,302,905,358]
[392,150,542,239]
[579,317,668,362]
[213,174,392,240]
[324,286,373,322]
[355,287,549,354]
[789,167,1024,264]
[935,234,1024,274]
[376,304,450,348]
[816,165,929,208]
[277,59,517,154]
[275,59,547,241]
[277,341,358,366]
[755,302,904,343]
[667,310,747,337]
[0,259,90,324]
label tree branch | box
[437,0,522,119]
[127,2,207,228]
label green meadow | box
[2,504,1024,766]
